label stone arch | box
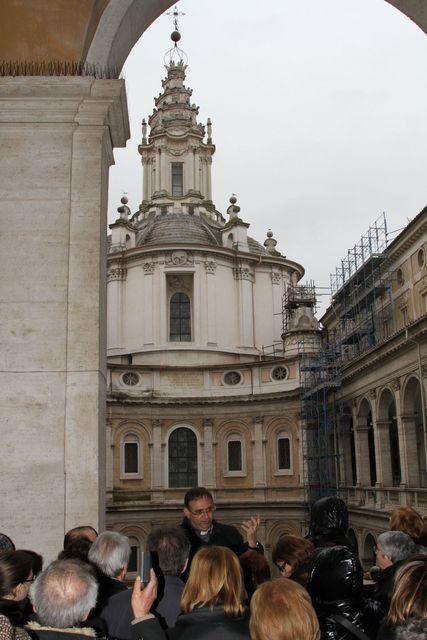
[362,532,377,569]
[402,375,426,487]
[357,397,377,486]
[84,1,427,73]
[347,527,359,557]
[378,387,401,486]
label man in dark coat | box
[373,531,416,611]
[27,559,161,640]
[101,526,190,636]
[179,487,261,575]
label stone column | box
[205,260,217,345]
[234,265,254,348]
[142,157,149,201]
[193,149,198,191]
[252,416,266,490]
[142,261,156,345]
[206,157,213,200]
[393,380,408,487]
[151,419,164,502]
[202,418,215,488]
[352,406,371,487]
[376,420,393,486]
[401,415,421,487]
[107,264,126,350]
[0,76,129,559]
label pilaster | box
[0,76,129,559]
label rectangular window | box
[171,163,183,197]
[228,440,242,472]
[124,442,138,474]
[277,438,291,470]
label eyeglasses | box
[274,561,286,572]
[189,507,216,517]
[25,576,36,584]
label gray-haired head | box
[377,531,416,564]
[147,527,190,576]
[88,531,131,578]
[29,559,97,629]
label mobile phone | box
[140,550,152,586]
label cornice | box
[341,315,427,382]
[107,388,301,407]
[107,356,298,372]
[107,241,304,275]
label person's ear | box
[183,507,191,519]
[81,612,89,622]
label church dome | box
[135,211,269,255]
[136,212,222,247]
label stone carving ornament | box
[143,262,156,274]
[270,272,281,285]
[165,250,194,266]
[205,260,217,273]
[168,276,191,292]
[107,267,127,282]
[233,267,253,281]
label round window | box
[223,371,242,386]
[417,248,425,269]
[271,366,288,381]
[396,268,404,286]
[122,372,140,386]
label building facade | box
[105,40,318,575]
[319,209,427,565]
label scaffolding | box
[285,214,392,508]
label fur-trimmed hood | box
[26,621,97,638]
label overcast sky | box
[108,0,427,314]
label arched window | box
[275,432,293,475]
[168,427,198,488]
[121,433,142,479]
[170,292,191,342]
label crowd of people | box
[0,488,426,640]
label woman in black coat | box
[166,546,250,640]
[0,550,34,640]
[307,546,384,640]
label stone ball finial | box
[229,195,237,205]
[264,229,279,255]
[171,30,181,42]
[117,196,130,222]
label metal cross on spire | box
[164,5,188,65]
[167,5,185,32]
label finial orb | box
[267,229,273,238]
[121,196,128,205]
[229,195,237,205]
[171,30,181,42]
